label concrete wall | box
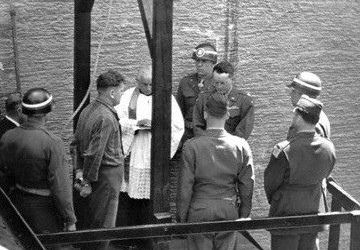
[1,0,359,249]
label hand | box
[64,223,76,232]
[137,119,151,127]
[79,183,92,197]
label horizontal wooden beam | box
[38,211,355,245]
[327,177,360,211]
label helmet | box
[22,88,53,115]
[287,72,322,97]
[191,43,218,63]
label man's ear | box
[225,111,230,120]
[204,111,208,120]
[109,89,115,99]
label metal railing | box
[1,177,359,250]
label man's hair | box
[205,93,228,118]
[5,92,22,113]
[96,70,124,90]
[213,61,234,77]
[295,109,319,125]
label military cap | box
[287,71,322,97]
[22,88,53,115]
[295,94,323,120]
[205,92,228,118]
[192,43,218,63]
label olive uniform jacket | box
[264,131,336,235]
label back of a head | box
[288,71,322,98]
[5,92,22,114]
[96,70,124,90]
[295,94,323,125]
[213,61,235,77]
[22,88,53,116]
[205,92,229,118]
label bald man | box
[114,66,184,237]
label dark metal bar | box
[38,212,353,245]
[0,188,46,249]
[328,198,342,250]
[73,0,94,130]
[137,0,153,59]
[350,211,360,250]
[150,0,173,220]
[327,177,360,211]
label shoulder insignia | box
[272,140,290,158]
[272,145,282,158]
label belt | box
[16,184,51,197]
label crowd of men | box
[0,42,336,250]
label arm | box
[176,141,195,222]
[48,138,76,228]
[264,149,288,204]
[170,96,185,158]
[234,95,254,140]
[83,117,113,182]
[176,80,186,117]
[115,88,140,155]
[237,141,255,218]
[192,94,207,137]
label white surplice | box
[115,87,184,199]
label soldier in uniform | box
[193,61,254,139]
[176,42,218,143]
[287,71,330,139]
[264,95,336,250]
[0,88,76,236]
[177,93,254,250]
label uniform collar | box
[21,119,46,129]
[95,95,119,120]
[295,130,316,137]
[205,128,227,137]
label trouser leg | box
[298,233,319,250]
[271,234,300,250]
[187,233,213,250]
[215,231,241,250]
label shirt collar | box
[95,95,119,120]
[205,128,227,137]
[5,115,20,127]
[21,119,46,129]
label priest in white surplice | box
[115,65,184,233]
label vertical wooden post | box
[350,211,360,250]
[73,0,94,130]
[328,199,341,250]
[150,0,173,222]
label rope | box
[67,0,115,126]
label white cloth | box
[115,87,184,199]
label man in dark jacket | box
[0,88,76,236]
[177,93,254,250]
[72,70,124,250]
[176,42,218,144]
[264,95,336,250]
[193,61,254,139]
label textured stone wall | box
[0,0,359,249]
